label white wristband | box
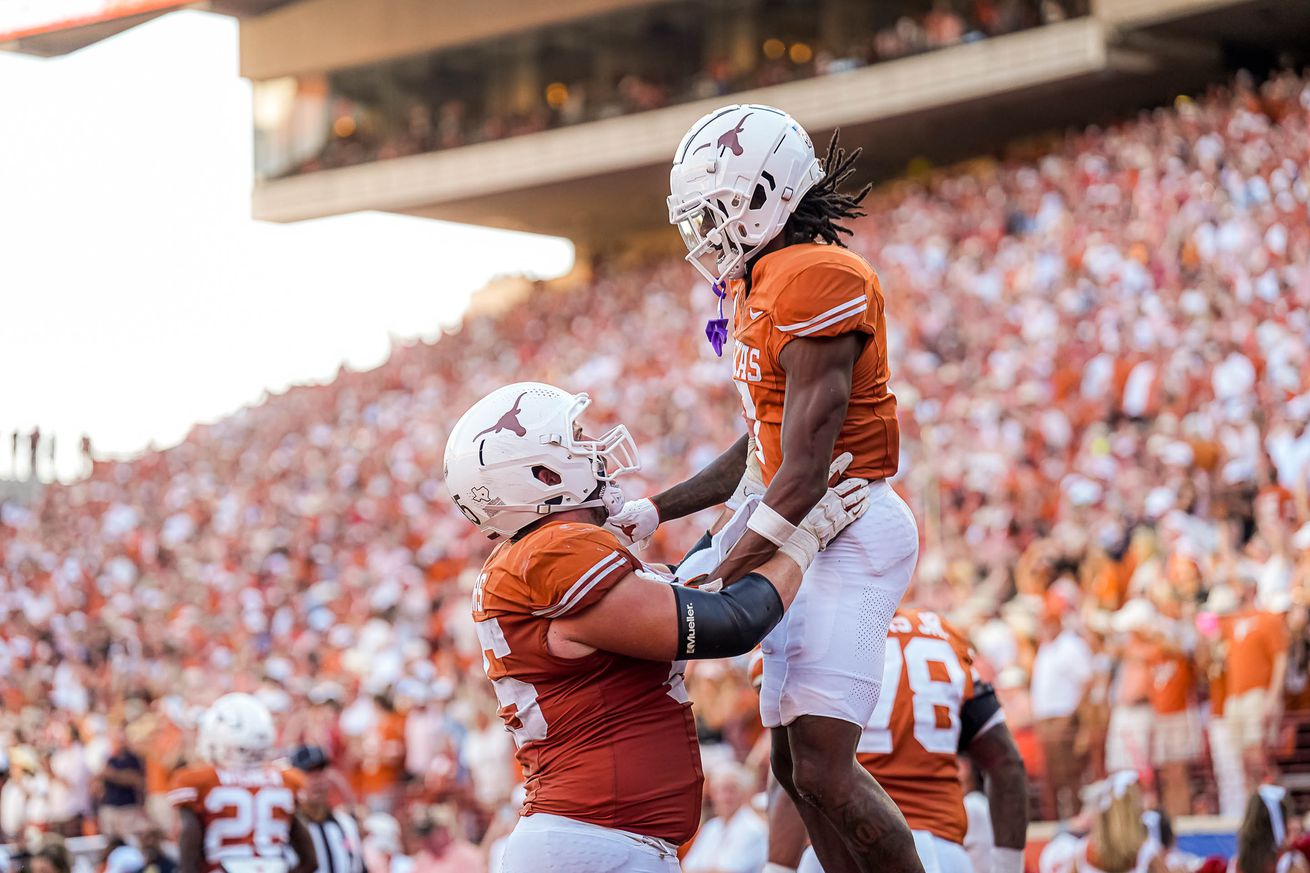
[746,503,798,547]
[763,865,798,873]
[994,847,1025,873]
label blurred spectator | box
[1105,601,1156,778]
[409,807,481,873]
[1,747,50,836]
[681,764,768,873]
[479,785,526,873]
[1233,786,1299,873]
[460,709,514,813]
[1224,593,1290,791]
[30,843,71,873]
[357,695,406,814]
[48,723,91,836]
[97,730,144,838]
[1200,585,1247,817]
[1146,618,1200,819]
[1030,610,1093,820]
[140,704,187,832]
[361,813,409,873]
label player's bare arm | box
[968,722,1029,870]
[709,332,862,586]
[649,433,749,522]
[177,809,204,873]
[604,434,749,546]
[549,548,804,661]
[288,815,319,873]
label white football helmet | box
[669,104,824,284]
[444,382,639,540]
[197,693,276,770]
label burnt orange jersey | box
[857,609,998,844]
[472,520,703,843]
[1148,646,1193,715]
[730,243,899,484]
[167,764,305,872]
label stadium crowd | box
[3,68,1310,870]
[280,0,1086,178]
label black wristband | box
[672,572,784,660]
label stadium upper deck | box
[7,0,1305,242]
[239,0,1310,243]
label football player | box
[608,104,919,873]
[444,381,869,873]
[760,608,1028,873]
[168,693,318,873]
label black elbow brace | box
[672,572,784,660]
[958,683,1004,750]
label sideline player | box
[608,104,919,873]
[760,608,1028,873]
[443,381,870,873]
[168,693,318,873]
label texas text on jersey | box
[729,243,899,485]
[472,519,703,844]
[857,608,1003,844]
[167,763,306,872]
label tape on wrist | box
[994,847,1025,873]
[746,502,798,547]
[763,865,798,873]
[778,527,820,571]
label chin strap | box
[495,481,624,519]
[575,481,626,518]
[705,280,729,356]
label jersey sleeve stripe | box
[535,556,625,619]
[532,551,627,618]
[792,302,869,336]
[775,295,866,332]
[167,788,198,803]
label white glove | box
[604,497,660,548]
[805,477,871,550]
[779,474,870,571]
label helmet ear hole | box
[750,184,768,210]
[531,465,562,486]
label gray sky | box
[0,9,573,478]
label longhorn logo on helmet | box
[693,111,753,157]
[473,392,528,440]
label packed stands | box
[2,70,1309,861]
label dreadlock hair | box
[783,128,873,247]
